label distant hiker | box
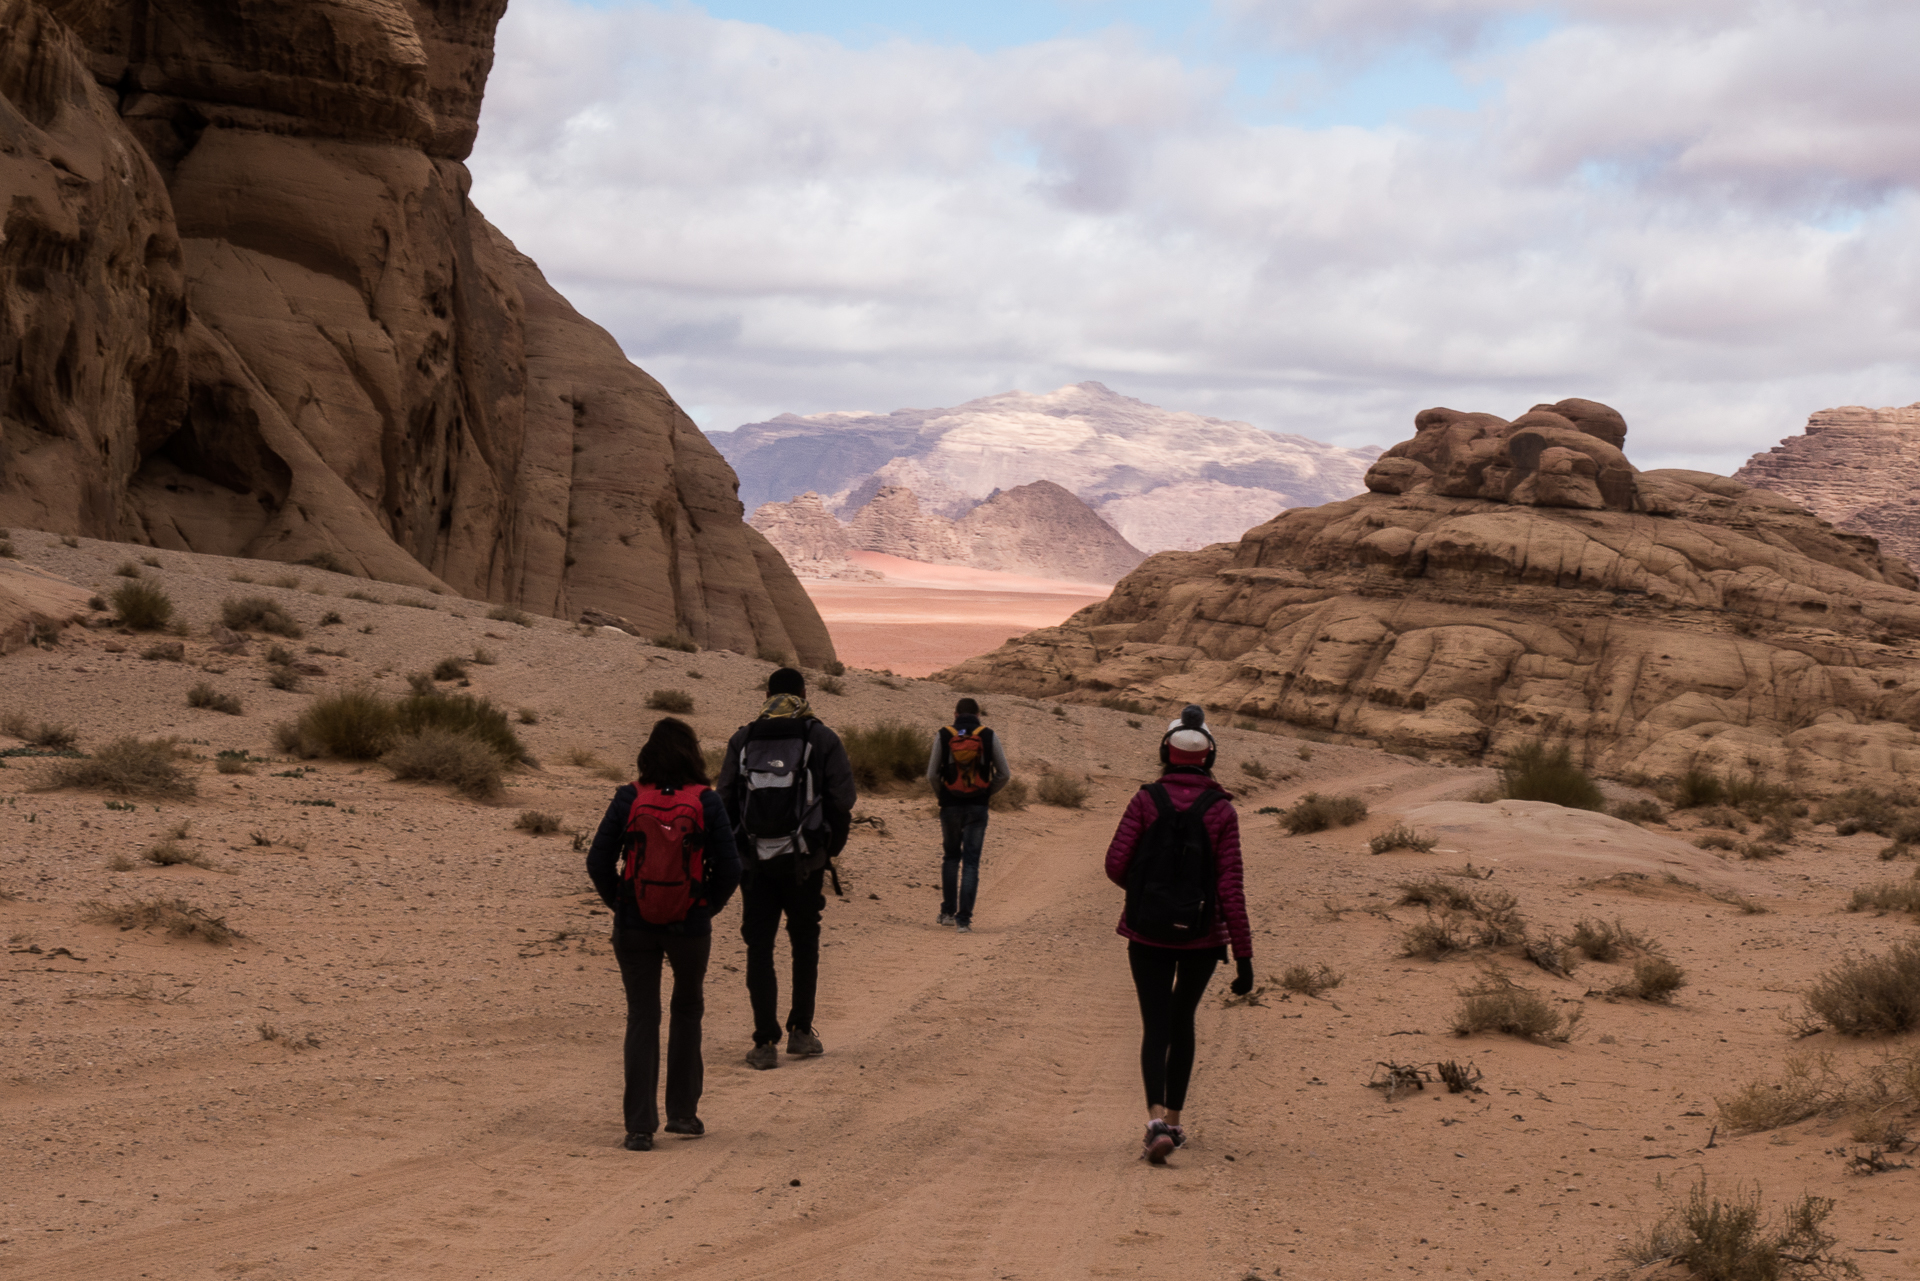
[585,717,741,1152]
[1103,704,1253,1165]
[925,697,1011,933]
[717,667,857,1070]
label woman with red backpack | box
[1103,705,1254,1164]
[585,717,741,1152]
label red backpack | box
[938,725,994,798]
[622,784,708,925]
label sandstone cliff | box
[1733,403,1920,574]
[746,491,877,580]
[939,400,1920,790]
[0,0,830,663]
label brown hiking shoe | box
[745,1043,779,1070]
[786,1027,824,1057]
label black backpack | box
[1124,783,1225,945]
[736,717,819,844]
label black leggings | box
[1127,942,1222,1111]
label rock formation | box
[939,399,1920,791]
[746,492,876,580]
[0,560,91,655]
[709,381,1381,553]
[0,0,831,663]
[1733,403,1920,573]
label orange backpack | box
[938,725,994,798]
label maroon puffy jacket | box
[1103,772,1251,959]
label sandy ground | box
[0,529,1917,1280]
[802,553,1108,676]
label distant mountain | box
[710,382,1381,552]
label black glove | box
[1231,957,1255,996]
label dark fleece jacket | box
[586,786,741,934]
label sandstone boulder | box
[748,492,879,580]
[0,0,831,664]
[0,559,93,655]
[941,400,1920,791]
[1733,402,1920,575]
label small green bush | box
[516,707,539,725]
[214,751,255,776]
[1036,773,1088,809]
[1694,832,1738,851]
[432,656,469,682]
[319,611,344,626]
[111,580,175,631]
[299,551,347,574]
[395,688,530,764]
[186,682,243,715]
[755,644,793,665]
[113,561,142,578]
[289,687,398,759]
[1814,787,1907,836]
[1671,767,1727,810]
[221,596,302,638]
[646,688,695,713]
[1499,742,1603,810]
[47,737,195,798]
[841,722,927,791]
[1802,938,1920,1036]
[3,712,77,747]
[383,727,506,799]
[1100,695,1149,715]
[1281,792,1368,834]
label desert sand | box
[1,531,1917,1280]
[803,552,1109,676]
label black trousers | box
[740,860,826,1046]
[612,929,711,1136]
[1127,942,1223,1111]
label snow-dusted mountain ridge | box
[709,382,1382,552]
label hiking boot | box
[937,912,956,926]
[745,1043,779,1070]
[786,1027,824,1057]
[623,1132,653,1152]
[664,1116,705,1137]
[955,923,973,934]
[1143,1120,1175,1165]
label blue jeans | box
[939,805,989,926]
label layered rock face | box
[754,480,1147,584]
[711,381,1382,553]
[0,0,830,663]
[1733,403,1920,573]
[940,400,1920,790]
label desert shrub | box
[1612,954,1688,1003]
[1451,974,1577,1042]
[1369,823,1437,854]
[1100,695,1149,715]
[1698,805,1747,830]
[824,660,846,676]
[395,688,529,764]
[110,580,175,631]
[840,721,927,791]
[1716,1054,1839,1134]
[263,643,293,666]
[1498,742,1603,810]
[1239,759,1269,782]
[514,810,562,835]
[113,560,142,577]
[755,644,793,666]
[1609,797,1665,824]
[432,656,469,681]
[47,737,194,798]
[516,707,539,725]
[1281,792,1368,834]
[3,713,77,748]
[1846,877,1920,916]
[988,777,1030,811]
[1037,773,1089,808]
[1568,917,1659,963]
[1814,787,1907,836]
[651,632,698,652]
[1802,939,1920,1036]
[1624,1177,1854,1281]
[1400,913,1471,960]
[290,686,398,759]
[1670,767,1727,810]
[81,896,238,944]
[1395,878,1474,911]
[383,727,506,800]
[471,646,496,665]
[1694,832,1738,851]
[214,751,255,775]
[319,610,344,626]
[186,682,243,715]
[820,675,846,696]
[564,746,604,768]
[141,640,184,661]
[221,596,302,638]
[299,550,347,573]
[646,688,695,713]
[271,574,301,590]
[488,605,532,626]
[1724,773,1796,820]
[142,840,218,870]
[1278,963,1345,997]
[1738,841,1786,860]
[266,665,301,692]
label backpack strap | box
[1142,782,1173,818]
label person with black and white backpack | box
[1102,705,1253,1164]
[585,717,741,1152]
[924,697,1011,933]
[716,667,856,1070]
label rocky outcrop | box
[0,0,831,664]
[0,559,92,655]
[844,486,968,565]
[952,480,1146,582]
[1733,404,1920,573]
[940,400,1920,791]
[710,381,1381,553]
[747,492,877,580]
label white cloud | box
[468,0,1920,475]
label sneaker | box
[623,1132,653,1151]
[1167,1124,1188,1150]
[955,923,973,934]
[745,1043,779,1070]
[937,912,956,926]
[1143,1120,1175,1165]
[664,1116,705,1137]
[786,1027,824,1057]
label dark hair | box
[767,666,806,697]
[636,717,710,790]
[954,697,981,717]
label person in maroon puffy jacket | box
[1103,705,1253,1164]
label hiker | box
[717,666,856,1070]
[924,696,1011,933]
[585,716,741,1152]
[1103,704,1254,1165]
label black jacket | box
[585,786,741,934]
[716,715,857,876]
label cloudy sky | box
[468,0,1920,472]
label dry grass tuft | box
[1281,792,1368,834]
[1846,875,1920,917]
[221,596,302,637]
[1277,963,1344,997]
[142,840,220,871]
[1369,823,1437,854]
[487,605,532,626]
[383,727,506,800]
[110,580,175,631]
[431,655,469,681]
[1608,954,1688,1003]
[187,682,243,715]
[81,897,239,944]
[3,713,77,748]
[1036,772,1089,808]
[988,777,1030,811]
[646,688,695,714]
[1450,972,1579,1042]
[1568,917,1661,963]
[46,737,194,798]
[842,722,928,792]
[1802,939,1920,1036]
[1608,797,1665,825]
[651,632,697,652]
[1621,1176,1857,1280]
[514,810,562,835]
[286,686,397,759]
